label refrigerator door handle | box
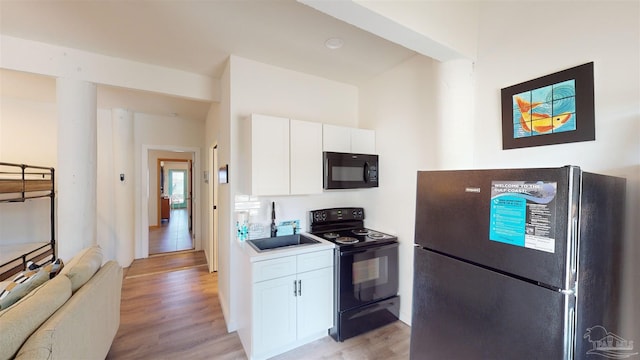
[560,288,574,295]
[570,217,578,275]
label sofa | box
[0,245,122,360]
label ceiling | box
[0,1,418,119]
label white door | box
[350,128,376,154]
[290,119,323,195]
[251,114,290,195]
[209,145,219,272]
[253,275,297,355]
[322,124,351,153]
[296,267,334,339]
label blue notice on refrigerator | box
[489,180,557,253]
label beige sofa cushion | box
[0,275,72,360]
[59,245,103,292]
[16,261,122,360]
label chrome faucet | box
[270,201,277,237]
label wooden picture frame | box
[501,62,595,149]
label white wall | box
[473,1,640,342]
[203,102,220,272]
[0,35,218,102]
[0,82,208,266]
[96,108,117,262]
[354,0,479,60]
[359,0,639,341]
[230,56,359,126]
[1,33,215,265]
[358,54,439,324]
[0,96,57,247]
[134,113,206,259]
[210,61,232,330]
[217,55,363,330]
[0,98,57,166]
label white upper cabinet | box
[290,119,323,195]
[322,124,351,153]
[350,127,376,154]
[248,114,322,196]
[322,124,375,154]
[250,114,290,196]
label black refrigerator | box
[411,166,631,359]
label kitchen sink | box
[246,234,320,252]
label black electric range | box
[313,225,397,248]
[309,207,400,342]
[309,208,397,247]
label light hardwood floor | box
[149,208,193,255]
[107,251,411,359]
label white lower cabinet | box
[249,250,333,359]
[296,266,333,340]
[253,275,297,353]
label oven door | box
[337,242,398,311]
[324,152,378,189]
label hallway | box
[149,208,193,254]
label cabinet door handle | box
[298,280,302,296]
[293,280,297,297]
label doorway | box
[168,169,188,209]
[150,155,195,255]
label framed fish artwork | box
[501,62,595,149]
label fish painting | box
[515,96,572,134]
[512,80,577,138]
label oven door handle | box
[339,242,398,257]
[346,297,399,320]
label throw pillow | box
[25,258,64,277]
[0,274,72,360]
[42,258,65,279]
[0,268,49,310]
[0,258,64,310]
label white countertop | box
[239,232,335,262]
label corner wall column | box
[56,78,97,260]
[111,108,135,266]
[434,59,475,169]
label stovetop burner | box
[323,232,340,239]
[368,232,386,239]
[311,228,396,248]
[336,237,359,245]
[309,207,397,249]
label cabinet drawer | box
[253,256,296,283]
[297,250,333,273]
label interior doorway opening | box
[149,152,195,255]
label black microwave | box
[323,152,378,189]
